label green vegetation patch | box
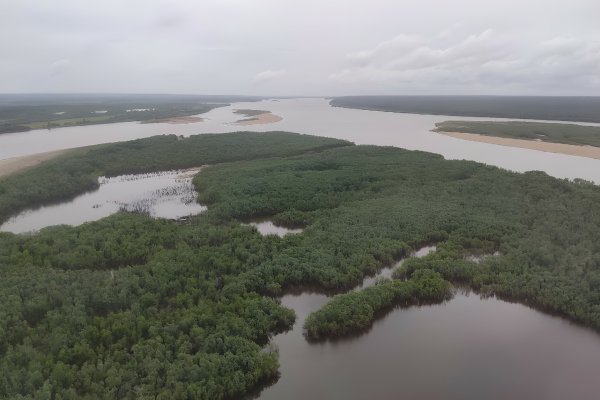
[0,215,295,399]
[0,132,351,223]
[0,95,231,134]
[2,134,600,398]
[304,269,452,339]
[195,145,600,327]
[435,120,600,148]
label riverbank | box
[438,131,600,160]
[0,149,71,178]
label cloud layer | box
[1,0,599,95]
[330,30,600,94]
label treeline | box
[331,95,600,123]
[0,100,224,134]
[304,269,452,339]
[0,132,351,223]
[435,120,600,148]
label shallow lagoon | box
[0,168,205,233]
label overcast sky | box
[1,0,599,96]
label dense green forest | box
[331,95,600,123]
[304,269,452,339]
[0,103,221,134]
[435,120,600,148]
[194,146,600,327]
[0,214,296,399]
[2,133,600,398]
[0,132,350,224]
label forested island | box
[1,132,600,398]
[435,120,600,148]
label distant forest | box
[434,120,600,148]
[0,94,266,134]
[331,96,600,123]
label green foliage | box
[0,216,295,399]
[195,145,600,327]
[435,120,600,147]
[304,270,452,339]
[2,135,600,398]
[0,93,264,133]
[0,132,351,223]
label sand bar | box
[0,149,71,178]
[439,131,600,160]
[234,112,283,126]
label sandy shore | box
[439,131,600,160]
[234,112,283,126]
[0,149,71,178]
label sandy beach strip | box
[438,131,600,160]
[234,112,283,126]
[0,149,71,178]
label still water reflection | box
[248,219,303,237]
[0,168,205,233]
[257,290,600,400]
[252,245,600,399]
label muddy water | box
[2,98,600,183]
[0,168,205,233]
[257,292,600,400]
[255,246,600,400]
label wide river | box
[2,98,600,183]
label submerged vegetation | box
[0,132,350,224]
[435,120,600,148]
[1,132,600,398]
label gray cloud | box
[0,0,598,95]
[254,69,287,84]
[331,30,600,94]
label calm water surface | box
[253,246,600,400]
[2,98,600,183]
[247,219,303,237]
[256,291,600,400]
[0,168,205,233]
